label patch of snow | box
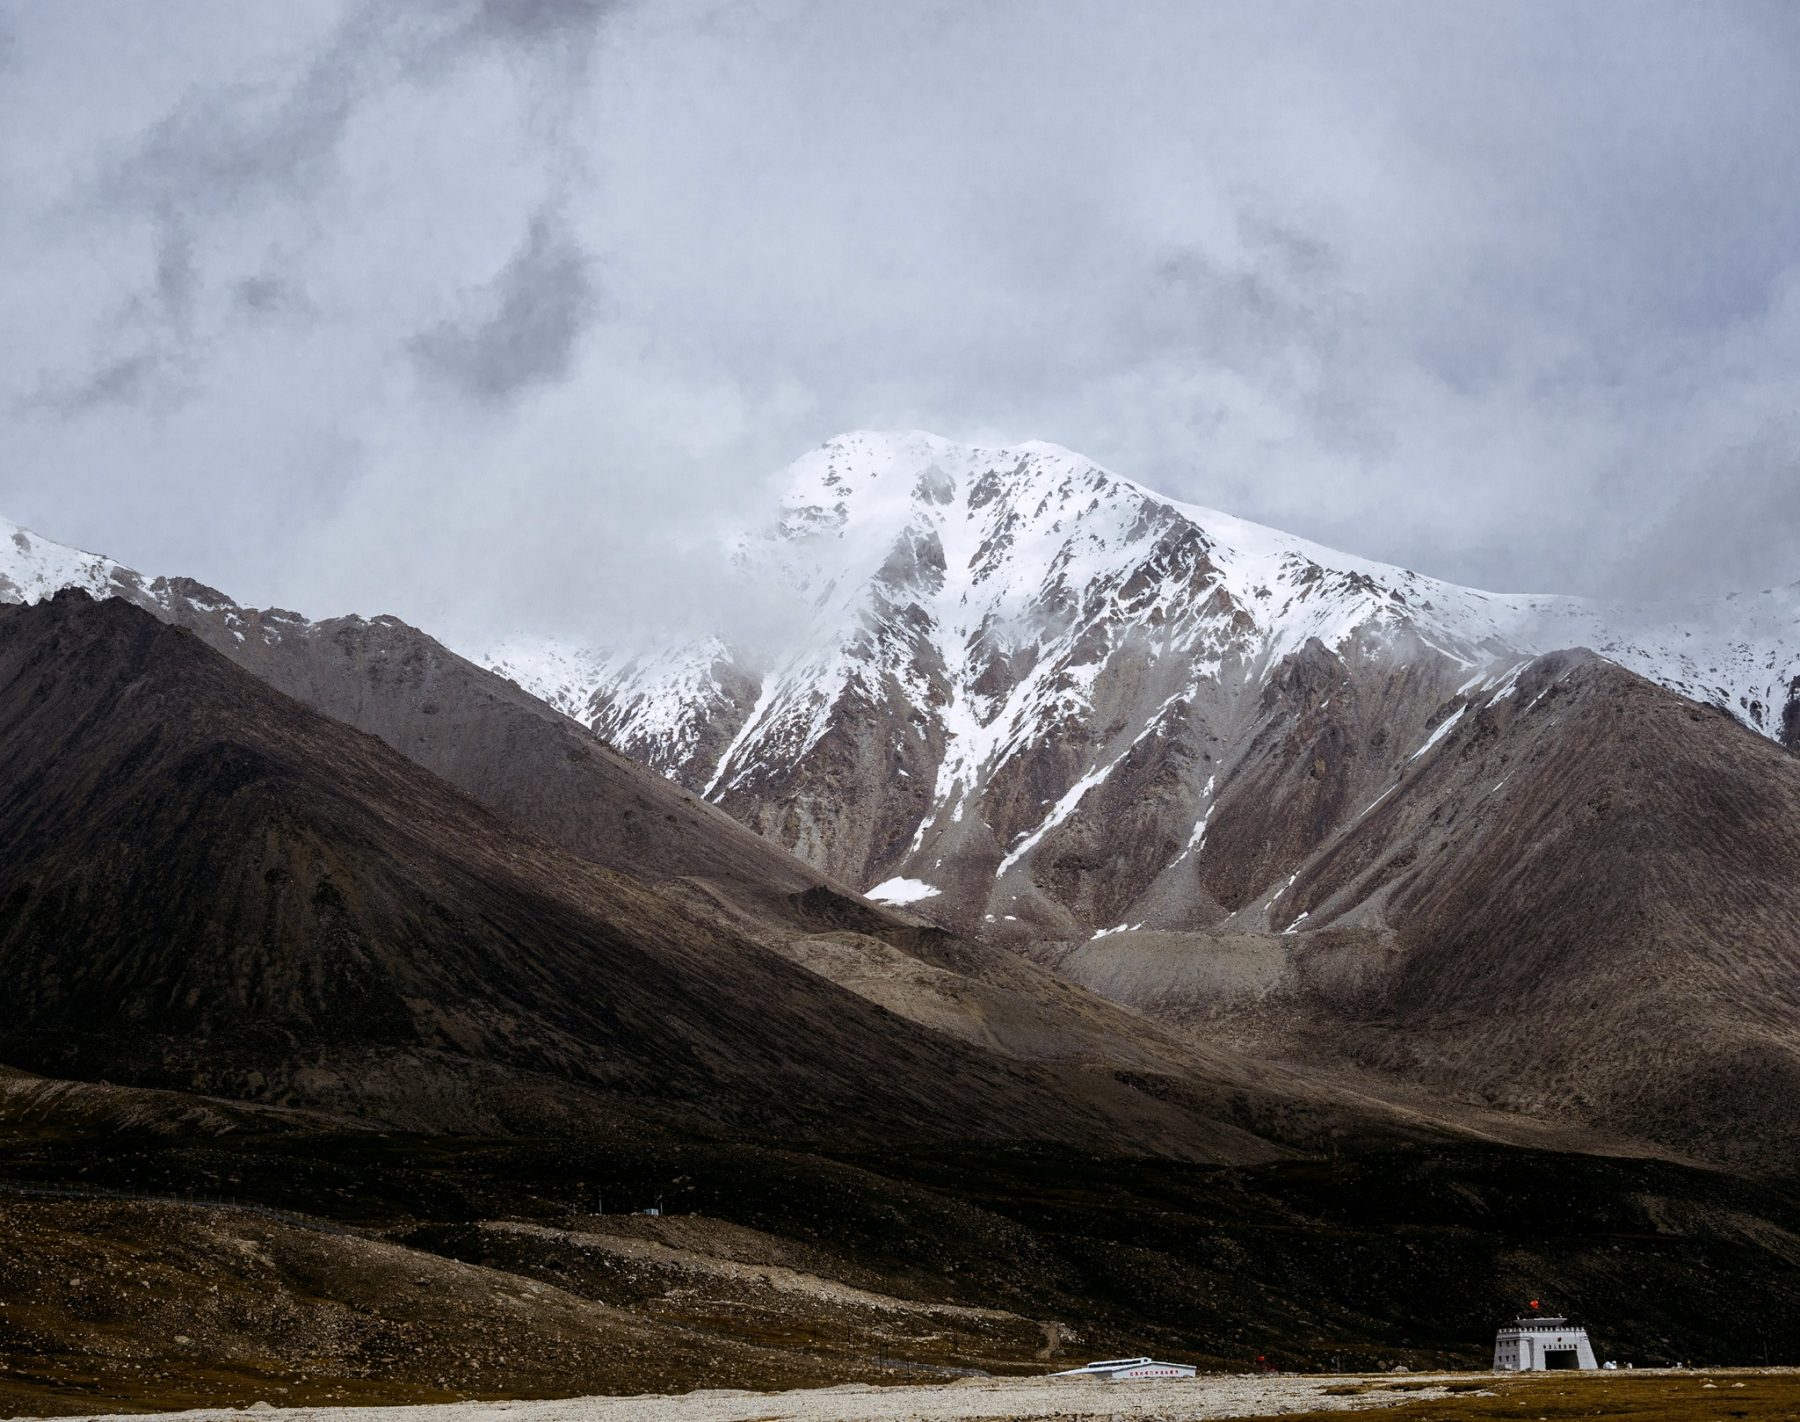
[1353,783,1397,821]
[1175,774,1219,861]
[997,750,1129,876]
[1409,705,1468,761]
[865,877,942,905]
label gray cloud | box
[149,210,198,327]
[29,352,165,418]
[21,208,200,417]
[1,0,1798,646]
[410,208,596,403]
[465,0,617,50]
[232,274,308,318]
[1611,417,1800,601]
[88,0,614,218]
[100,29,365,216]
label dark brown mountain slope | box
[1041,649,1800,1170]
[0,546,865,936]
[0,590,1337,1158]
[146,584,837,918]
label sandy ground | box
[17,1373,1463,1422]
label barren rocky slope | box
[8,464,1800,1168]
[458,436,1800,1167]
[1034,649,1800,1168]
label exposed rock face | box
[474,433,1800,941]
[10,502,1800,1409]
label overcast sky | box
[2,0,1799,644]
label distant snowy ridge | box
[1,516,260,635]
[486,434,1800,754]
[2,515,370,650]
[1,519,128,604]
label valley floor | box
[14,1372,1800,1422]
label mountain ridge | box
[0,511,893,948]
[486,429,1800,757]
[8,468,1800,1414]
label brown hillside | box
[1045,650,1800,1170]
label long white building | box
[1493,1315,1598,1371]
[1051,1357,1197,1380]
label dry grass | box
[1246,1371,1800,1422]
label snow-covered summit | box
[752,430,1800,715]
[0,516,132,605]
[474,431,1800,932]
[506,429,1799,765]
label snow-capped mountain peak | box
[480,431,1800,936]
[1,516,131,605]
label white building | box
[1051,1357,1196,1381]
[1493,1316,1598,1371]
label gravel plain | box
[16,1373,1459,1422]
